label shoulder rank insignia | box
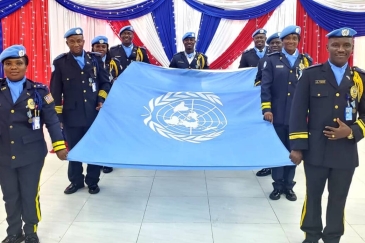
[53,53,67,61]
[303,53,313,62]
[304,63,323,70]
[353,66,365,75]
[44,93,54,104]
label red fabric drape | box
[2,0,51,85]
[108,20,162,66]
[210,12,273,69]
[296,0,353,66]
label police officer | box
[91,35,122,174]
[255,32,282,87]
[261,25,312,201]
[109,25,150,73]
[169,32,209,69]
[50,27,111,195]
[239,28,268,68]
[289,27,364,243]
[0,45,67,243]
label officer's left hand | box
[56,149,68,160]
[96,102,103,111]
[323,118,352,140]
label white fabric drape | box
[193,0,271,10]
[227,0,297,69]
[314,0,365,12]
[48,0,121,63]
[129,14,170,66]
[205,20,248,63]
[174,0,202,52]
[67,0,148,10]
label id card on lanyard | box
[89,78,97,92]
[345,94,352,121]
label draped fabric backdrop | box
[0,0,364,84]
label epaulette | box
[87,52,102,56]
[302,53,313,62]
[53,53,67,61]
[267,51,280,56]
[110,44,120,50]
[244,48,253,53]
[30,81,48,90]
[304,63,323,70]
[197,52,207,58]
[138,46,146,50]
[353,66,365,75]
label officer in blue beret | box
[91,35,123,174]
[238,28,268,68]
[289,27,364,243]
[50,27,111,195]
[261,25,313,202]
[109,25,150,74]
[169,32,209,69]
[0,45,67,243]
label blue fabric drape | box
[184,0,284,20]
[300,0,365,36]
[55,0,165,20]
[152,0,176,60]
[0,0,30,18]
[196,14,220,54]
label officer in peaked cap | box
[239,28,268,68]
[261,25,313,202]
[109,25,150,74]
[169,32,209,69]
[0,45,67,243]
[50,27,111,195]
[289,27,364,243]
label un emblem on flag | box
[143,92,227,143]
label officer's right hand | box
[263,112,273,123]
[289,150,303,165]
[56,149,68,160]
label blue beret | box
[64,27,83,38]
[280,25,301,39]
[252,29,267,38]
[326,27,357,38]
[119,26,134,35]
[266,32,281,44]
[182,32,196,41]
[91,36,108,45]
[0,45,26,63]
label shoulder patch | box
[267,51,280,56]
[44,93,54,104]
[53,53,67,61]
[304,63,323,70]
[303,53,313,62]
[353,66,365,74]
[244,48,253,53]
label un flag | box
[67,62,292,170]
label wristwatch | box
[347,129,354,139]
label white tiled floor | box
[1,141,365,242]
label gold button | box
[83,90,86,93]
[290,70,293,73]
[9,125,13,129]
[336,93,340,97]
[288,93,290,96]
[11,156,15,160]
[335,105,338,109]
[84,99,87,102]
[67,78,69,80]
[11,141,14,144]
[81,72,84,74]
[10,110,14,113]
[288,82,291,84]
[333,118,337,122]
[317,94,321,97]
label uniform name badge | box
[345,107,352,121]
[32,117,41,130]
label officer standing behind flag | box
[0,45,67,243]
[169,32,209,69]
[289,27,365,243]
[109,25,149,74]
[239,28,268,68]
[261,25,312,201]
[50,27,111,195]
[91,35,122,174]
